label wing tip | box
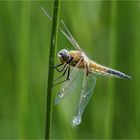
[72,116,81,127]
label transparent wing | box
[54,58,83,105]
[60,20,82,51]
[41,7,82,51]
[72,71,96,126]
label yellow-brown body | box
[69,50,107,75]
[58,49,131,79]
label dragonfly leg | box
[54,66,68,82]
[53,66,70,86]
[53,63,67,72]
[53,63,63,68]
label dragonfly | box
[41,8,131,126]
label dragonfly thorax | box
[57,49,71,64]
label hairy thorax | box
[69,50,86,69]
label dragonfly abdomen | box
[89,61,131,79]
[105,68,131,79]
[89,62,107,75]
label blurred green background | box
[0,0,140,139]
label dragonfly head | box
[57,49,70,63]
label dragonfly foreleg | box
[54,66,69,82]
[53,63,67,72]
[53,66,70,86]
[53,63,63,68]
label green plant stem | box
[45,0,60,139]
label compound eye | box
[57,51,62,59]
[58,49,70,62]
[59,52,62,55]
